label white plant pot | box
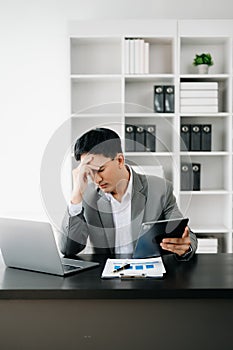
[197,64,209,74]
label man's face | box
[80,153,125,194]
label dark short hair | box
[74,128,122,161]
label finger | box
[182,226,189,238]
[81,156,100,171]
[162,226,190,244]
[88,164,100,171]
[160,242,178,253]
[82,154,104,169]
[161,242,189,250]
[162,236,191,244]
[81,166,95,179]
[81,164,99,176]
[160,242,189,255]
[87,168,96,181]
[81,154,94,165]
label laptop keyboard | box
[62,264,81,272]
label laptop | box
[133,217,189,259]
[0,218,99,276]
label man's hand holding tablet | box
[160,224,191,256]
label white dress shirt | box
[69,165,134,254]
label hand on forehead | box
[81,153,111,167]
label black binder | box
[135,125,146,151]
[181,163,191,191]
[125,124,135,152]
[164,85,175,113]
[192,163,201,191]
[154,85,164,113]
[201,124,212,151]
[145,125,156,152]
[180,124,191,151]
[191,125,201,151]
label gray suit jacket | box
[59,170,197,259]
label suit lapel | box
[131,171,146,242]
[97,194,115,254]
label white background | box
[0,0,233,220]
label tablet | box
[133,217,189,259]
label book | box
[191,125,201,151]
[164,85,175,113]
[139,39,145,74]
[180,124,191,151]
[154,85,164,113]
[180,90,218,98]
[135,125,146,151]
[144,42,149,74]
[197,238,218,254]
[192,163,201,191]
[134,38,140,74]
[145,125,156,152]
[180,98,218,106]
[124,39,130,74]
[201,124,212,151]
[181,163,191,191]
[129,39,135,74]
[180,105,218,113]
[125,124,135,152]
[180,82,218,90]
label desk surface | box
[0,253,232,300]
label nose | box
[93,171,102,184]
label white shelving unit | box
[178,20,233,253]
[69,20,233,253]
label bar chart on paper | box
[101,258,166,278]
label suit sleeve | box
[57,207,89,256]
[163,181,197,260]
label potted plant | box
[193,53,214,74]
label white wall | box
[0,1,68,220]
[0,0,233,221]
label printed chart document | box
[101,257,166,279]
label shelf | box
[71,74,122,82]
[125,113,175,118]
[190,225,230,234]
[179,113,230,117]
[71,78,122,114]
[70,37,121,75]
[180,74,230,81]
[180,35,231,75]
[71,37,121,44]
[125,78,175,113]
[180,190,230,195]
[125,74,175,82]
[125,152,173,157]
[180,36,230,45]
[180,152,230,156]
[71,113,123,118]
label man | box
[60,127,197,260]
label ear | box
[117,153,124,168]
